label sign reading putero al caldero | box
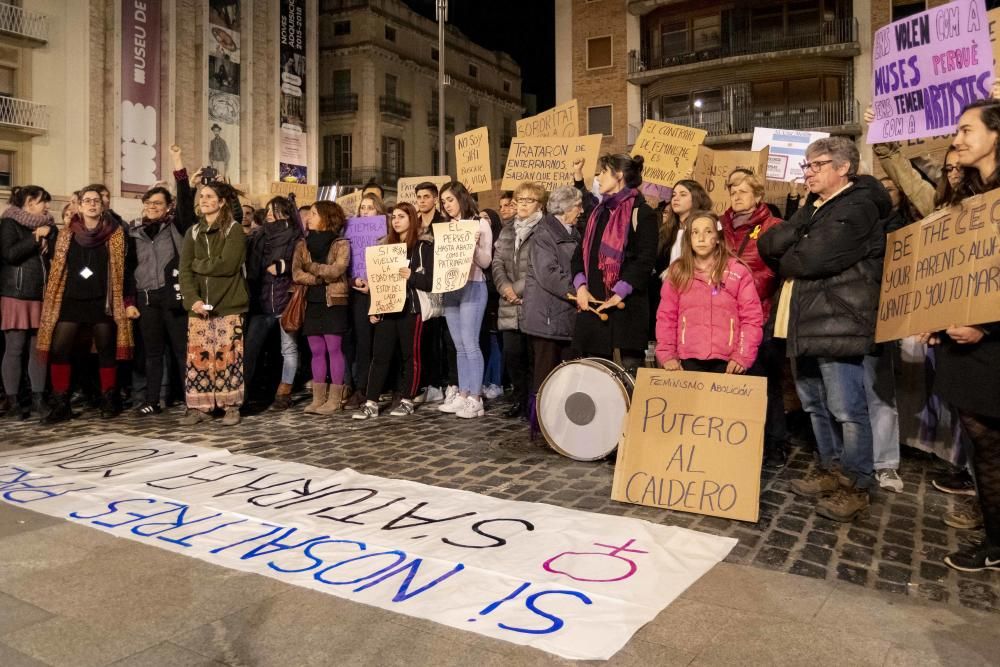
[612,369,766,523]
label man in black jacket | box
[759,137,893,522]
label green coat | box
[179,219,248,316]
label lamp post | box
[436,0,448,175]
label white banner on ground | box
[0,435,735,661]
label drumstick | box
[564,293,625,310]
[564,294,609,321]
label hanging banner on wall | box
[207,0,242,182]
[120,0,162,194]
[279,0,308,184]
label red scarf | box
[582,188,638,294]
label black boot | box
[763,440,788,469]
[31,393,50,421]
[41,393,74,424]
[99,389,121,419]
[0,394,10,417]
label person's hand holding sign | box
[946,326,985,345]
[725,360,746,374]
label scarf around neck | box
[3,205,53,230]
[513,211,543,252]
[70,214,117,248]
[582,187,638,294]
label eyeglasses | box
[80,198,102,205]
[943,165,960,173]
[515,198,538,204]
[799,160,833,174]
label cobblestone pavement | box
[3,393,997,615]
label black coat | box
[0,218,54,301]
[247,220,302,315]
[570,182,658,355]
[521,215,580,341]
[934,322,1000,419]
[758,175,892,358]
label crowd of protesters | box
[0,97,998,573]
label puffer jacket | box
[492,213,541,331]
[758,175,891,358]
[178,219,248,316]
[520,215,580,341]
[655,257,763,369]
[247,219,301,315]
[0,217,54,301]
[720,203,782,319]
[291,235,350,306]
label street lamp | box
[437,0,448,175]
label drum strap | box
[612,348,623,366]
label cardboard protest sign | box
[455,127,492,193]
[876,188,1000,342]
[335,189,363,216]
[475,179,506,212]
[270,181,318,205]
[990,8,1000,70]
[501,135,602,191]
[432,220,479,293]
[366,243,408,315]
[692,145,770,215]
[397,175,452,206]
[343,215,387,280]
[868,0,994,144]
[751,128,829,182]
[516,99,579,137]
[612,368,766,522]
[0,435,735,660]
[631,120,707,188]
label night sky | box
[403,0,556,111]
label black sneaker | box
[943,544,1000,573]
[763,441,788,469]
[932,470,976,496]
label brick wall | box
[570,0,629,154]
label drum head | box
[537,358,632,461]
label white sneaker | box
[438,393,466,413]
[424,386,445,403]
[876,469,904,493]
[483,384,504,399]
[412,388,428,404]
[444,385,458,403]
[457,396,485,419]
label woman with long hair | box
[244,195,303,410]
[37,184,135,423]
[353,202,434,420]
[293,200,351,415]
[344,192,388,409]
[437,181,493,419]
[178,181,248,426]
[571,154,658,372]
[0,185,55,419]
[656,211,763,374]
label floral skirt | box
[185,314,244,411]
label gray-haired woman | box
[520,184,584,429]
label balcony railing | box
[320,93,358,114]
[319,166,408,187]
[628,17,857,76]
[0,96,48,133]
[651,99,859,138]
[0,2,48,44]
[379,95,411,120]
[427,111,455,133]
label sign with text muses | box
[612,369,766,523]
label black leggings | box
[366,313,423,401]
[51,321,117,367]
[960,410,1000,548]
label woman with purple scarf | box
[571,154,658,373]
[0,186,56,419]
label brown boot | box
[816,487,870,522]
[317,384,345,414]
[304,383,328,414]
[271,383,294,411]
[790,468,840,498]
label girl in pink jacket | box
[656,211,763,374]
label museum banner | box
[279,0,308,183]
[120,0,162,194]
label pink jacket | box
[655,257,763,369]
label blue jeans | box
[792,356,875,490]
[484,333,502,386]
[444,280,487,395]
[245,312,299,386]
[864,347,900,471]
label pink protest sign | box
[867,0,994,144]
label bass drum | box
[537,357,635,461]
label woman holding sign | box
[571,155,658,372]
[352,202,434,420]
[292,201,351,415]
[437,181,493,419]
